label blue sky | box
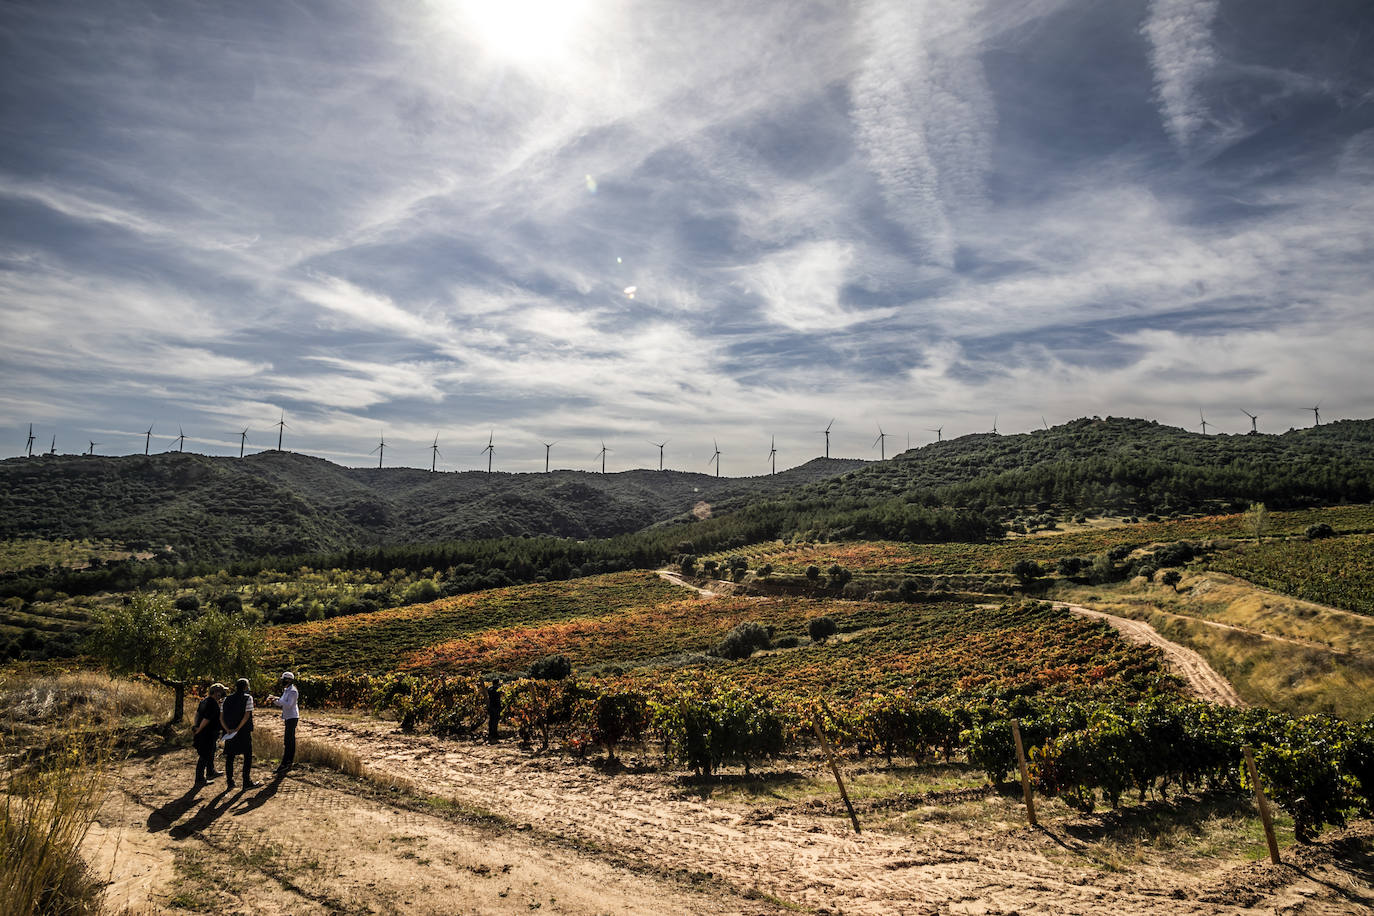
[2,0,1372,472]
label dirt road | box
[1059,603,1244,706]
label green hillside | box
[0,450,865,560]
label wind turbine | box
[431,435,442,473]
[649,440,667,471]
[239,428,249,458]
[48,435,56,456]
[927,426,943,443]
[1199,409,1210,435]
[87,440,98,456]
[596,441,610,474]
[990,415,999,435]
[371,430,386,468]
[872,425,890,461]
[709,439,721,477]
[25,424,35,457]
[818,419,834,459]
[170,427,186,452]
[1309,403,1321,426]
[767,435,777,475]
[481,431,494,474]
[541,441,556,473]
[1240,409,1258,434]
[1041,415,1049,431]
[274,411,288,451]
[144,425,153,455]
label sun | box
[454,0,593,68]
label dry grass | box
[253,728,414,793]
[0,727,113,916]
[0,670,170,729]
[1057,574,1374,720]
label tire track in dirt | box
[271,714,1290,915]
[1058,603,1244,706]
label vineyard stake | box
[1243,746,1281,865]
[812,710,861,834]
[1011,718,1037,827]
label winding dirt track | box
[1057,603,1244,707]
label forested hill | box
[799,417,1374,521]
[0,450,864,560]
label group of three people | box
[192,671,299,789]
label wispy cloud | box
[1142,0,1221,148]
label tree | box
[1160,569,1182,592]
[1245,501,1269,542]
[807,616,838,644]
[88,593,260,723]
[1011,559,1044,586]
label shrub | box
[528,653,572,681]
[774,635,798,649]
[173,593,200,613]
[582,688,648,765]
[402,578,440,604]
[805,565,820,582]
[1011,559,1043,585]
[807,616,838,644]
[679,555,697,576]
[1160,570,1182,591]
[716,622,772,660]
[827,564,851,588]
[1305,523,1336,540]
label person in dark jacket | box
[220,678,260,789]
[192,683,226,785]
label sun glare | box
[456,0,592,67]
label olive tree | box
[88,593,261,723]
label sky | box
[2,0,1372,473]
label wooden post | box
[1011,718,1037,827]
[812,712,861,834]
[1243,746,1281,865]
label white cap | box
[281,672,294,681]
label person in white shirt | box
[267,672,299,774]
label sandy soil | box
[1058,602,1244,706]
[88,749,762,916]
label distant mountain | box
[0,450,865,560]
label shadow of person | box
[232,775,283,816]
[146,785,204,833]
[168,787,236,840]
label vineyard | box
[1208,533,1374,616]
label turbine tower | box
[927,426,943,443]
[649,440,667,471]
[872,425,890,461]
[767,435,777,475]
[818,418,834,459]
[144,425,153,455]
[1310,403,1321,426]
[481,431,494,474]
[596,441,610,474]
[48,435,56,456]
[990,415,999,435]
[1041,415,1049,431]
[170,427,186,452]
[1240,409,1258,434]
[1199,409,1210,435]
[239,428,249,458]
[25,424,35,457]
[275,411,288,451]
[709,439,721,477]
[542,441,556,473]
[371,430,386,469]
[431,435,442,473]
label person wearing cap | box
[221,677,260,789]
[266,672,299,773]
[192,682,226,785]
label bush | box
[402,578,440,604]
[826,564,851,588]
[1305,523,1336,540]
[528,653,572,681]
[774,635,798,649]
[805,565,820,582]
[716,622,772,660]
[1160,569,1182,591]
[173,593,200,613]
[807,616,838,644]
[679,555,697,576]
